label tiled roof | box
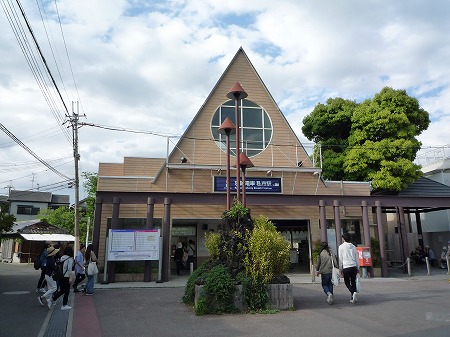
[371,177,450,196]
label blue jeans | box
[321,273,333,295]
[85,274,95,294]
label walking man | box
[73,244,86,292]
[338,233,360,303]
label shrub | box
[238,272,268,311]
[205,232,220,260]
[202,264,235,314]
[245,216,290,284]
[182,261,211,305]
[371,237,381,267]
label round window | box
[211,99,272,157]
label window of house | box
[17,205,40,215]
[211,99,273,157]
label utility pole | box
[70,101,81,256]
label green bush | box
[182,261,211,305]
[245,216,290,284]
[205,232,220,260]
[202,264,235,314]
[371,237,381,267]
[238,272,268,311]
[312,239,322,265]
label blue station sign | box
[213,176,282,193]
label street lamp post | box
[218,117,236,210]
[226,82,248,203]
[239,152,254,208]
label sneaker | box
[38,296,45,306]
[47,299,53,309]
[327,293,334,305]
[85,292,94,296]
[61,305,72,310]
[352,292,358,303]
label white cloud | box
[1,0,450,201]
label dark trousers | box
[73,273,86,290]
[343,266,358,296]
[175,259,183,275]
[52,277,70,306]
[37,267,47,289]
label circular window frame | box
[211,99,273,158]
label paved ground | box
[1,262,449,337]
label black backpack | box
[51,260,64,281]
[33,255,41,270]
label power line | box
[0,123,72,181]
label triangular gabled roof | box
[371,177,450,196]
[166,47,313,170]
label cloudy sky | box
[1,0,449,202]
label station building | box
[92,48,450,282]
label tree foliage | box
[37,172,97,244]
[302,87,430,191]
[38,206,75,235]
[0,204,16,238]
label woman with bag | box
[83,244,97,295]
[316,242,338,305]
[51,246,74,310]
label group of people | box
[36,243,97,311]
[174,240,195,276]
[410,245,437,266]
[315,233,360,305]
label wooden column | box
[333,200,342,248]
[375,201,388,277]
[107,197,120,283]
[319,200,327,243]
[144,197,155,282]
[362,200,370,247]
[162,198,171,282]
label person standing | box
[316,242,338,305]
[338,233,360,303]
[36,243,50,293]
[174,242,184,276]
[51,246,74,310]
[73,244,86,292]
[83,244,97,295]
[187,239,196,269]
[38,246,59,309]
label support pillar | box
[319,200,327,243]
[362,201,370,247]
[162,198,172,282]
[144,197,155,282]
[333,200,342,249]
[415,211,424,247]
[375,201,388,277]
[92,196,103,257]
[107,197,120,283]
[397,207,409,274]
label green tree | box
[81,172,98,243]
[0,204,16,238]
[302,97,357,180]
[38,206,75,235]
[302,87,430,191]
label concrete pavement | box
[37,267,450,337]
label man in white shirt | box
[338,233,360,303]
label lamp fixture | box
[266,170,273,176]
[297,161,303,167]
[180,157,187,163]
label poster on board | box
[107,229,160,261]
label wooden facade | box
[93,48,450,283]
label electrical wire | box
[0,123,72,181]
